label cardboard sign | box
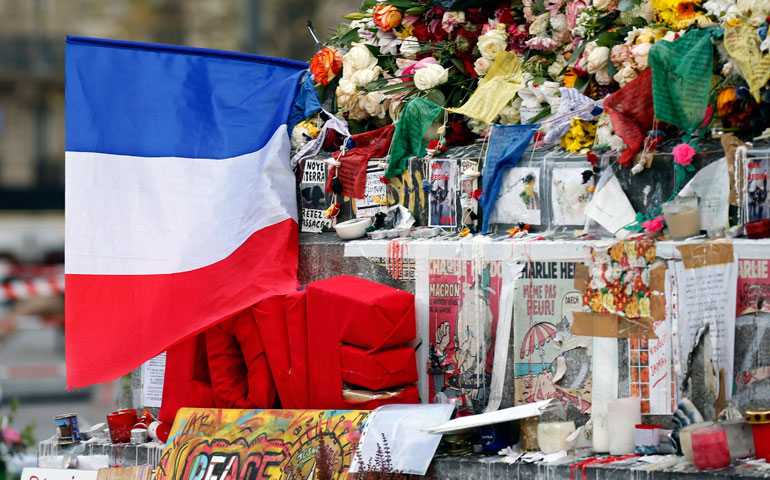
[155,408,369,480]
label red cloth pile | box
[159,275,417,424]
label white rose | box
[595,68,612,85]
[529,13,550,36]
[498,98,521,124]
[413,63,449,90]
[662,31,678,42]
[549,13,568,33]
[477,28,509,61]
[547,54,567,80]
[360,91,390,119]
[337,76,357,95]
[593,0,613,11]
[350,66,381,87]
[613,64,639,87]
[585,45,610,74]
[400,36,421,59]
[631,42,652,70]
[473,57,493,76]
[342,42,378,74]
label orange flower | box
[717,87,737,117]
[373,4,402,32]
[309,47,342,86]
[676,2,696,19]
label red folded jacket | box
[306,275,416,408]
[310,275,415,351]
[340,345,418,391]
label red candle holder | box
[691,426,731,470]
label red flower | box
[412,23,431,41]
[465,8,487,24]
[309,47,342,86]
[642,215,665,233]
[672,143,695,167]
[445,120,477,147]
[495,7,515,25]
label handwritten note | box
[724,24,770,102]
[142,352,166,408]
[674,257,738,400]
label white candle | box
[593,413,610,453]
[608,397,642,455]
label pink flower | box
[401,14,420,28]
[610,44,632,68]
[672,143,696,166]
[2,427,21,445]
[642,215,665,233]
[526,36,559,51]
[567,1,587,30]
[395,56,438,82]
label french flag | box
[65,37,307,389]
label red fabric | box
[65,219,299,389]
[253,294,296,408]
[285,289,310,407]
[326,125,394,199]
[340,345,418,391]
[604,68,655,167]
[306,275,416,408]
[158,333,214,424]
[205,308,277,409]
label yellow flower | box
[398,25,415,39]
[590,292,604,312]
[626,297,640,318]
[560,117,598,152]
[603,291,616,313]
[639,296,651,317]
[652,0,703,29]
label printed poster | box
[737,258,770,315]
[428,159,457,228]
[460,159,479,227]
[629,319,674,414]
[488,166,541,226]
[300,159,331,233]
[746,157,770,222]
[141,352,166,408]
[551,167,592,225]
[156,408,368,480]
[428,259,503,410]
[513,261,592,413]
[355,160,386,218]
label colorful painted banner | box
[156,408,369,480]
[513,261,592,414]
[427,259,503,410]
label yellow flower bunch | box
[651,0,708,29]
[560,117,598,152]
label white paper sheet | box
[678,157,729,232]
[141,352,166,408]
[551,167,592,225]
[488,167,542,226]
[674,256,738,401]
[585,173,636,239]
[350,404,455,475]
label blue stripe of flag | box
[65,36,308,159]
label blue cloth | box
[480,124,538,234]
[66,36,308,158]
[288,73,322,135]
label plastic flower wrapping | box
[303,0,770,153]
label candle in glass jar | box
[691,426,731,470]
[537,421,576,454]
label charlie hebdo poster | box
[428,259,502,411]
[513,261,592,414]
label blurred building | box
[0,0,356,257]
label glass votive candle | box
[691,426,731,470]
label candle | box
[691,426,731,470]
[608,397,641,455]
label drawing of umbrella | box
[520,322,558,369]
